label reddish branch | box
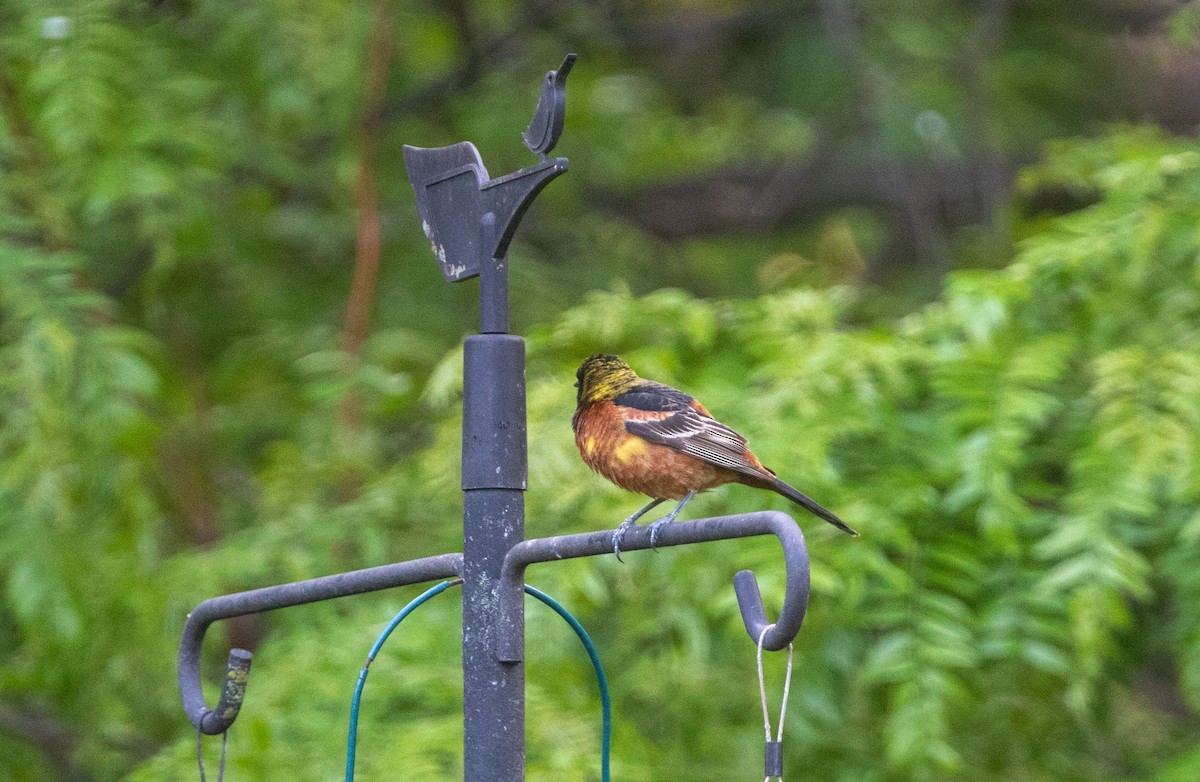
[0,61,71,251]
[340,0,395,434]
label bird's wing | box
[614,384,768,480]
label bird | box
[572,354,858,559]
[523,53,576,158]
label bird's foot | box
[648,491,696,551]
[611,498,666,562]
[648,518,673,550]
[612,519,638,563]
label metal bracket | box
[178,510,810,733]
[178,553,463,734]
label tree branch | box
[340,0,396,435]
[587,150,1017,272]
[960,0,1015,228]
[818,0,951,271]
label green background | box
[3,1,1200,780]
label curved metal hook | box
[180,610,253,735]
[178,553,463,734]
[496,511,811,662]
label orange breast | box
[573,401,733,500]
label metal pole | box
[461,325,527,782]
[479,212,509,334]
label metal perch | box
[177,514,810,735]
[495,511,810,662]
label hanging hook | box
[495,510,811,662]
[732,512,811,652]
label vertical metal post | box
[479,213,510,334]
[462,318,526,782]
[402,54,571,782]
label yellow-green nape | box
[576,353,631,379]
[575,354,640,403]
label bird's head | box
[575,354,639,404]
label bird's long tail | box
[768,477,858,536]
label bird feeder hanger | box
[178,54,813,782]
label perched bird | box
[572,354,857,558]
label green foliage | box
[3,1,1200,781]
[0,246,175,776]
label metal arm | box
[179,553,463,734]
[495,511,811,662]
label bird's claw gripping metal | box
[647,518,672,550]
[612,520,635,562]
[612,497,666,561]
[647,490,696,551]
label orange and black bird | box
[572,354,858,558]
